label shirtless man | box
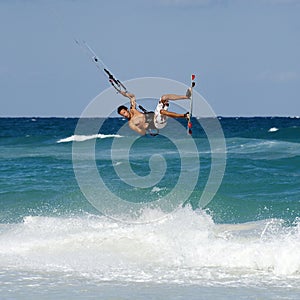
[117,88,192,135]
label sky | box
[0,0,299,117]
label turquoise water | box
[0,117,300,299]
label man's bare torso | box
[128,108,148,135]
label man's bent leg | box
[160,94,189,102]
[160,88,192,103]
[160,109,189,119]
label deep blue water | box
[1,117,299,223]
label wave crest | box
[57,134,122,143]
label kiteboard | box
[187,74,196,135]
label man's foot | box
[186,87,192,99]
[184,112,190,120]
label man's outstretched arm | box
[119,90,136,109]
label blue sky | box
[1,0,299,117]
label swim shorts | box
[154,100,168,129]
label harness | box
[138,105,159,136]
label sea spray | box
[0,207,299,283]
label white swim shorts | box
[154,100,168,129]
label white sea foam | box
[268,127,279,132]
[150,186,166,193]
[0,208,299,287]
[57,134,122,143]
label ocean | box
[0,116,300,299]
